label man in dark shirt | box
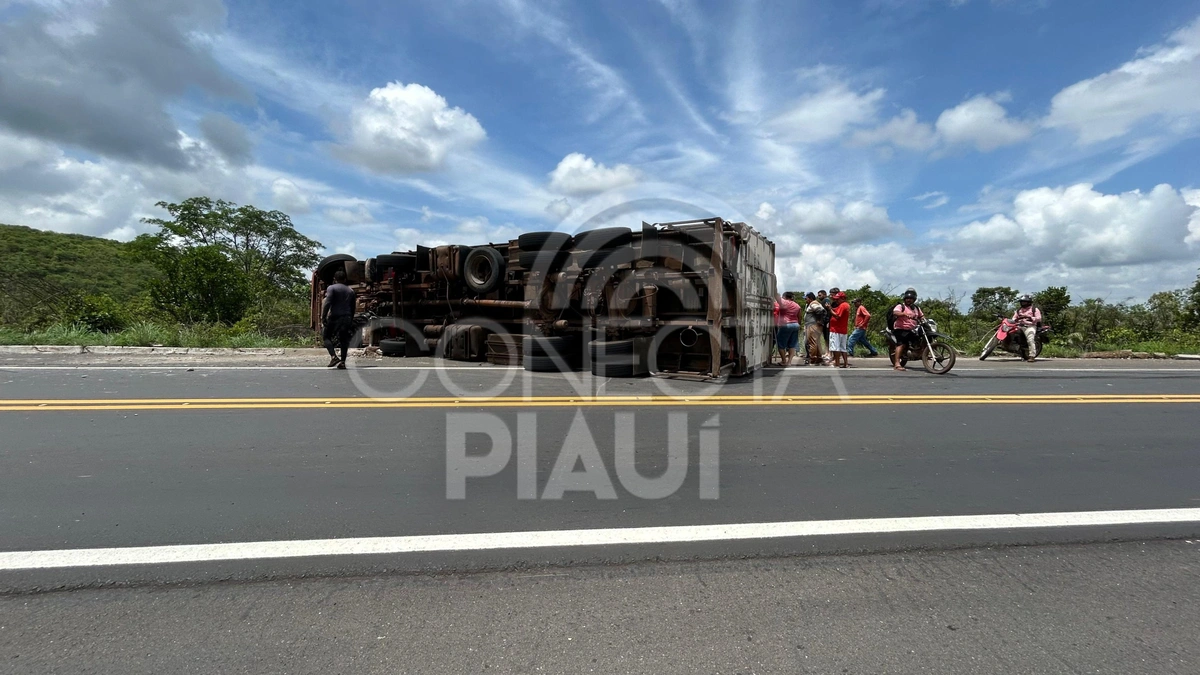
[321,270,357,369]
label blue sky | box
[2,0,1199,301]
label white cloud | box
[853,95,1031,154]
[913,191,949,209]
[765,197,903,247]
[770,84,886,144]
[1185,188,1200,245]
[755,202,776,220]
[335,242,358,258]
[950,183,1198,267]
[325,206,374,225]
[545,198,573,221]
[935,95,1034,151]
[1045,17,1200,144]
[103,225,138,242]
[394,227,448,252]
[271,178,310,214]
[548,153,640,196]
[850,109,937,151]
[333,82,486,174]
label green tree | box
[139,244,251,324]
[1032,286,1071,330]
[1184,270,1200,331]
[970,286,1019,319]
[142,197,322,299]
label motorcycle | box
[979,314,1051,361]
[884,316,957,374]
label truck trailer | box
[311,217,776,380]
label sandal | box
[893,366,906,371]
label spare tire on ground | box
[523,335,580,371]
[379,338,406,357]
[316,254,357,283]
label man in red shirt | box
[827,291,851,368]
[847,298,880,357]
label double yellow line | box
[2,394,1200,412]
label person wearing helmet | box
[890,288,923,371]
[1012,294,1043,362]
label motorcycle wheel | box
[979,336,997,361]
[923,342,956,375]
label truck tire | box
[524,354,578,372]
[572,227,632,250]
[379,338,406,357]
[589,339,635,359]
[518,231,573,252]
[518,249,568,271]
[463,247,505,294]
[579,246,634,269]
[376,253,416,274]
[524,335,572,357]
[316,254,357,283]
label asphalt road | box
[2,358,1199,673]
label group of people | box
[771,287,880,369]
[773,288,1046,371]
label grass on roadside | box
[0,321,316,348]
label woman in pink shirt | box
[774,292,802,366]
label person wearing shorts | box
[827,291,851,368]
[774,291,802,366]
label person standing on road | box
[817,289,831,347]
[322,269,357,370]
[803,292,826,366]
[828,292,851,368]
[1012,294,1043,362]
[774,292,802,367]
[847,298,880,357]
[890,288,924,372]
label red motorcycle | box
[979,314,1051,360]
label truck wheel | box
[463,247,505,294]
[572,227,632,250]
[316,254,357,283]
[376,253,416,274]
[518,249,568,271]
[518,231,573,251]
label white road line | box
[1,366,1198,373]
[2,508,1197,570]
[0,366,520,371]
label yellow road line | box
[1,394,1199,412]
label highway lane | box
[4,540,1199,675]
[1,364,1199,590]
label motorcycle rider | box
[1012,294,1043,362]
[890,288,924,372]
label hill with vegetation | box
[0,223,157,301]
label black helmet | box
[1018,294,1032,304]
[902,288,917,300]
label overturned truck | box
[311,218,776,380]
